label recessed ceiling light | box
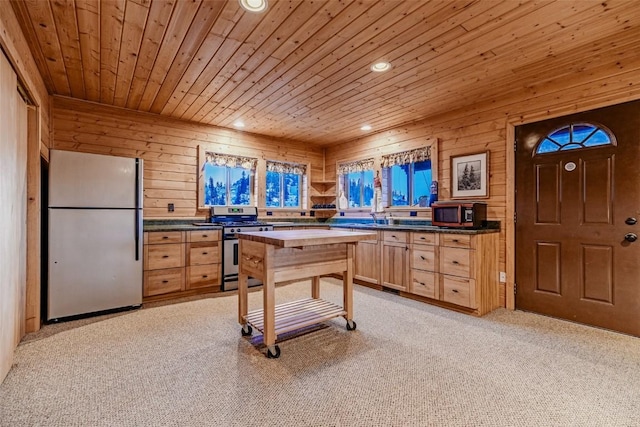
[233,120,245,128]
[370,61,391,72]
[361,125,372,131]
[239,0,268,13]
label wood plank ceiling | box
[10,0,640,146]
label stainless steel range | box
[210,206,273,291]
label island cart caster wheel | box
[346,320,357,331]
[241,324,252,336]
[267,345,281,359]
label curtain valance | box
[204,152,257,170]
[266,160,306,175]
[337,158,375,175]
[381,147,431,168]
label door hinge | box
[513,212,517,223]
[514,139,517,152]
[513,283,517,294]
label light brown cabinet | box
[409,231,499,316]
[143,229,222,300]
[382,231,409,291]
[353,230,380,285]
[410,232,439,299]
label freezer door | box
[48,208,142,320]
[49,149,142,208]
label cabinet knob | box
[162,255,169,258]
[452,260,459,265]
[162,236,169,239]
[203,234,208,238]
[162,280,169,284]
[202,252,208,255]
[202,275,208,279]
[420,255,426,260]
[452,289,459,293]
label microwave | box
[431,201,487,228]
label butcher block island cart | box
[237,229,376,358]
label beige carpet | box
[1,279,639,426]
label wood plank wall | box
[52,96,324,218]
[0,4,51,384]
[0,52,28,386]
[326,40,640,308]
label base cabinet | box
[143,230,222,301]
[354,230,380,285]
[382,231,409,291]
[409,231,499,316]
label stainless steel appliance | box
[47,149,143,321]
[431,201,487,228]
[210,206,273,290]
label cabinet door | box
[440,246,472,278]
[144,268,184,297]
[442,275,475,308]
[382,242,408,291]
[355,240,380,284]
[411,245,436,271]
[187,264,220,289]
[411,270,438,299]
[188,242,221,265]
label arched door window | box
[535,123,615,155]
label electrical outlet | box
[499,271,506,283]
[168,203,174,212]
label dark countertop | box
[143,219,499,234]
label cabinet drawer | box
[440,246,472,278]
[187,264,220,289]
[411,245,437,271]
[440,234,472,249]
[189,230,221,242]
[442,275,474,308]
[412,232,437,245]
[146,244,184,270]
[188,242,221,265]
[144,268,184,297]
[410,270,437,299]
[147,231,184,244]
[383,231,408,243]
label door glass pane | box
[204,164,227,206]
[283,173,300,207]
[391,164,409,206]
[229,167,251,205]
[266,170,281,207]
[412,160,432,206]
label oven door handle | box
[233,241,239,266]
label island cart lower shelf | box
[237,229,375,358]
[244,298,347,336]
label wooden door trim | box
[505,121,516,310]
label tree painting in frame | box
[451,151,489,199]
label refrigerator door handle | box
[135,158,141,261]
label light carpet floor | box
[1,279,639,426]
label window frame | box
[384,159,433,208]
[198,147,258,209]
[342,169,374,209]
[265,170,303,209]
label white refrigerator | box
[48,149,143,320]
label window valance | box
[266,160,306,175]
[381,147,431,168]
[337,158,375,175]
[204,152,257,170]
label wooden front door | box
[515,100,640,336]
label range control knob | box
[229,228,235,233]
[259,227,264,231]
[236,227,242,233]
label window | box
[202,153,256,206]
[338,158,375,209]
[345,170,374,208]
[382,147,432,207]
[266,161,305,208]
[387,160,432,206]
[536,123,614,154]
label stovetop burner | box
[214,220,268,227]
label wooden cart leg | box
[343,243,354,320]
[238,241,249,326]
[311,275,320,299]
[262,246,276,349]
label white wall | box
[0,51,28,383]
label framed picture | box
[451,151,489,199]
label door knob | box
[625,217,637,225]
[624,233,638,242]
